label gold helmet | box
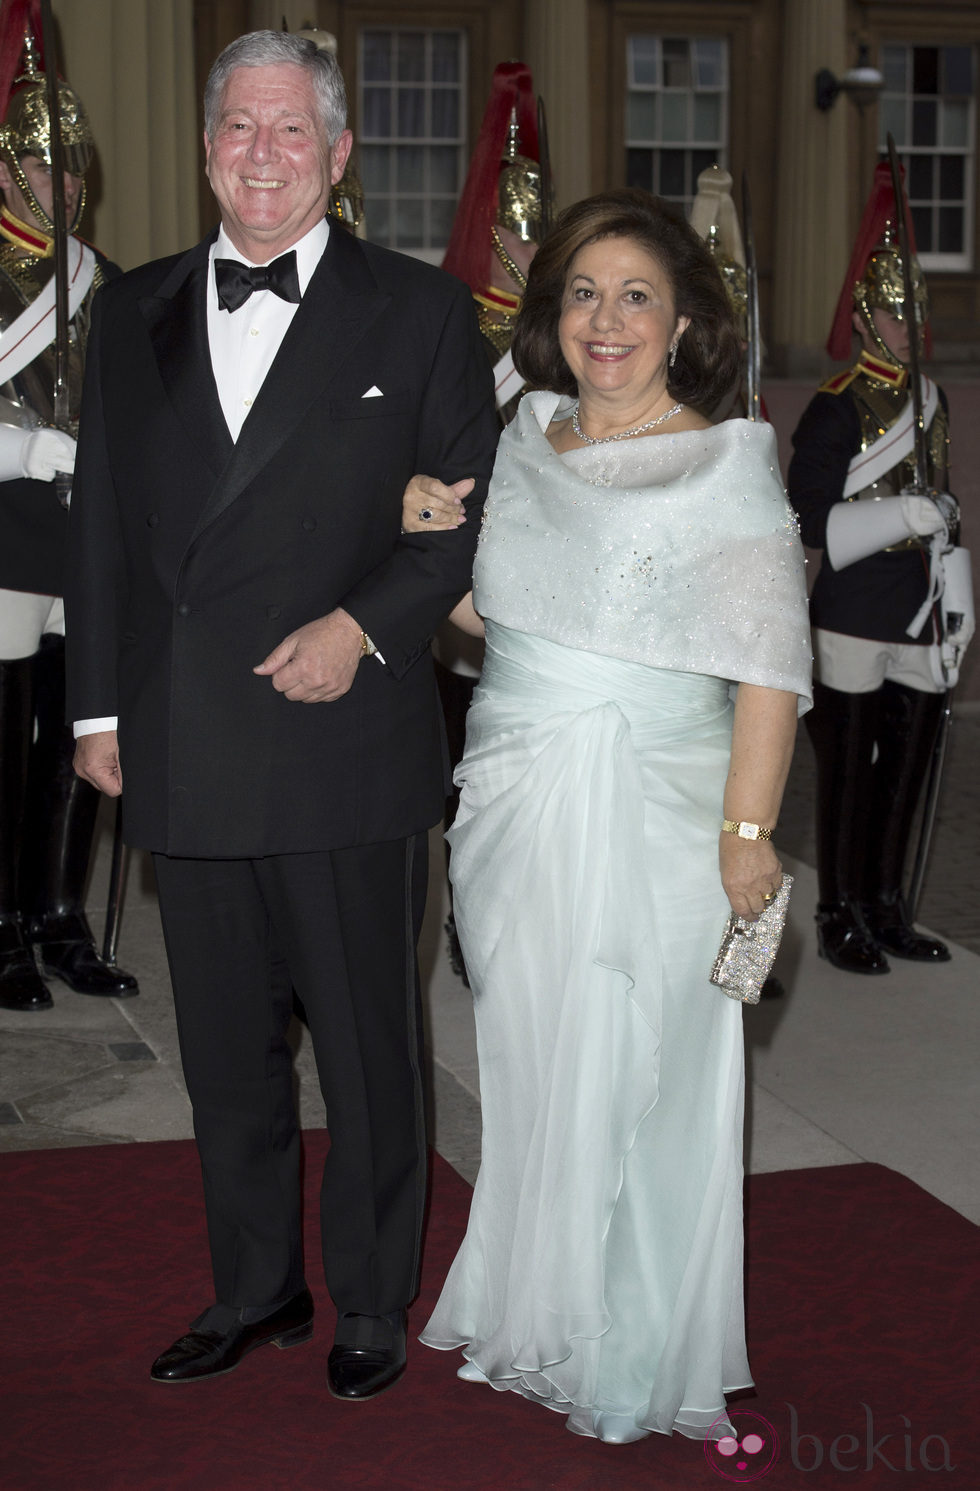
[852,224,929,363]
[497,109,542,246]
[442,62,546,298]
[827,161,930,367]
[0,32,92,234]
[689,164,748,336]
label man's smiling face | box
[204,61,351,262]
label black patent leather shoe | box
[0,917,53,1011]
[816,902,890,975]
[866,893,951,963]
[327,1309,407,1400]
[33,936,139,997]
[150,1289,314,1383]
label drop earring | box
[669,341,678,369]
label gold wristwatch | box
[722,819,773,842]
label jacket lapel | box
[138,235,233,479]
[188,227,393,544]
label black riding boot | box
[0,656,53,1009]
[805,680,889,974]
[863,680,950,962]
[23,635,138,997]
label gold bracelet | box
[722,819,773,842]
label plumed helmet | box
[853,224,929,334]
[0,23,92,234]
[827,160,930,366]
[497,111,542,245]
[442,61,546,295]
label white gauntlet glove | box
[0,422,76,482]
[826,493,953,571]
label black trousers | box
[153,834,429,1318]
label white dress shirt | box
[75,220,331,738]
[208,218,329,442]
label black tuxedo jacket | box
[65,226,497,856]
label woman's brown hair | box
[512,187,742,413]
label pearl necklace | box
[571,401,683,445]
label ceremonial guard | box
[441,60,547,423]
[788,162,973,975]
[0,22,136,1010]
[427,62,548,978]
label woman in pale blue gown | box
[411,190,812,1445]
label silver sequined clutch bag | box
[710,874,793,1005]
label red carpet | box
[2,1136,975,1490]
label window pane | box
[629,35,659,87]
[626,148,654,191]
[662,39,690,89]
[627,92,657,139]
[431,90,459,139]
[912,99,937,148]
[877,42,973,269]
[692,148,718,181]
[429,198,457,244]
[911,204,932,251]
[359,144,390,193]
[913,47,939,95]
[908,155,933,199]
[395,199,424,247]
[362,33,391,83]
[939,154,964,199]
[693,38,724,88]
[357,25,465,252]
[880,98,906,147]
[660,150,685,196]
[941,46,973,95]
[371,200,390,243]
[882,46,906,92]
[938,206,962,253]
[398,88,425,138]
[693,93,720,141]
[661,93,687,142]
[429,145,457,193]
[626,35,727,214]
[941,100,969,149]
[395,32,425,82]
[431,33,460,83]
[395,145,424,192]
[362,88,391,137]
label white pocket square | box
[361,385,383,399]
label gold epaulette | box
[819,366,860,395]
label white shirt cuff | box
[74,716,118,737]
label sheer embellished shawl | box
[474,391,812,708]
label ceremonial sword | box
[886,133,953,920]
[741,172,761,421]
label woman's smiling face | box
[558,236,689,404]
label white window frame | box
[357,27,468,263]
[624,35,729,216]
[878,42,976,273]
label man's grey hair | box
[204,31,348,144]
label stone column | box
[57,0,199,269]
[524,0,591,210]
[771,0,851,375]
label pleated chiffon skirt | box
[421,622,752,1440]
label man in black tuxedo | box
[66,31,496,1399]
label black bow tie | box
[214,251,302,312]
